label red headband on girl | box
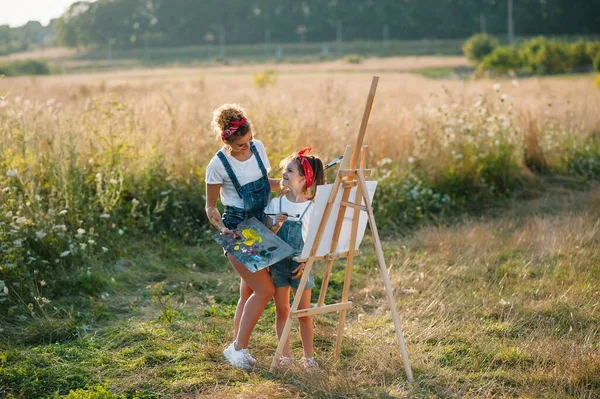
[298,147,314,189]
[222,117,247,140]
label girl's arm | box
[268,212,288,234]
[205,183,236,236]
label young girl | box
[205,104,280,370]
[265,147,325,369]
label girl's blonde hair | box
[210,103,253,143]
[280,153,326,200]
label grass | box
[0,57,599,397]
[1,183,598,398]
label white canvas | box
[300,181,378,259]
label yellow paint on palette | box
[234,245,240,251]
[241,228,263,246]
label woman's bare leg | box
[234,278,253,340]
[228,254,275,349]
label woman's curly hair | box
[211,103,253,143]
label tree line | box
[3,0,600,52]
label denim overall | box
[218,141,270,230]
[269,197,315,290]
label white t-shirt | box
[265,195,314,243]
[205,140,271,208]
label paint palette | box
[212,217,296,273]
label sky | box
[0,0,75,27]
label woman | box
[205,103,279,369]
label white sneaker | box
[278,355,293,367]
[223,343,252,369]
[302,357,319,369]
[241,348,256,365]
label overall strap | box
[250,141,269,179]
[279,196,283,214]
[299,201,312,222]
[216,150,243,198]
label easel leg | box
[333,181,363,359]
[358,171,413,382]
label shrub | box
[477,46,522,76]
[462,34,499,64]
[344,54,362,64]
[0,59,51,76]
[520,37,570,75]
[586,42,600,60]
[252,69,277,88]
[594,52,600,72]
[569,39,592,71]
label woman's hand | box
[291,262,306,280]
[220,226,239,238]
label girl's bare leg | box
[292,288,314,358]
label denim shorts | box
[270,258,315,290]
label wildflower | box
[408,156,415,163]
[109,179,118,185]
[77,228,86,235]
[60,250,71,257]
[80,243,87,250]
[54,224,67,231]
[100,213,111,219]
[499,298,512,307]
[40,280,47,287]
[88,239,96,245]
[36,231,47,239]
[118,229,124,235]
[102,247,109,252]
[131,198,140,206]
[6,169,18,177]
[59,210,68,216]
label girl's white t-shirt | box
[205,140,271,209]
[265,195,314,243]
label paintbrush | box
[265,212,300,218]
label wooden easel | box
[269,76,413,381]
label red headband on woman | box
[298,147,314,189]
[222,118,247,140]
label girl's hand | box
[291,262,306,280]
[275,212,288,226]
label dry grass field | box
[1,57,599,398]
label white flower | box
[77,228,86,235]
[60,250,71,257]
[118,229,124,235]
[493,83,500,92]
[131,198,140,206]
[95,173,102,180]
[109,179,118,185]
[88,239,96,245]
[79,243,87,250]
[36,231,47,239]
[102,247,109,252]
[6,169,18,177]
[100,213,111,219]
[15,217,27,225]
[408,156,415,163]
[59,210,68,216]
[499,298,512,307]
[54,224,67,231]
